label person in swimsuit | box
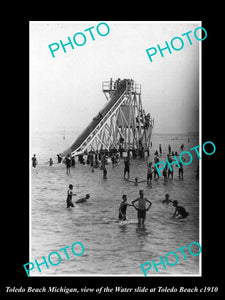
[172,200,189,219]
[126,177,146,186]
[71,156,76,167]
[111,154,116,168]
[66,184,77,208]
[162,193,172,205]
[179,161,184,179]
[57,154,62,163]
[32,154,37,168]
[163,165,168,181]
[45,158,53,166]
[167,155,173,179]
[124,157,130,179]
[102,165,107,179]
[153,165,159,179]
[76,194,90,203]
[132,190,152,228]
[147,162,154,185]
[168,165,173,179]
[118,195,133,221]
[65,154,71,175]
[159,144,162,156]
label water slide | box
[60,84,127,157]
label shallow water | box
[31,132,200,276]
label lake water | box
[30,131,200,276]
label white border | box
[29,20,202,277]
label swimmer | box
[65,154,71,175]
[153,165,159,178]
[102,165,107,179]
[111,154,116,168]
[168,165,173,179]
[172,200,189,219]
[118,195,133,221]
[124,157,130,179]
[66,184,77,208]
[132,190,152,228]
[57,154,63,163]
[159,144,162,156]
[45,158,53,166]
[32,154,38,168]
[147,162,154,185]
[94,158,99,168]
[163,165,168,181]
[179,161,184,179]
[162,193,172,205]
[126,177,146,186]
[76,194,90,203]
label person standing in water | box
[111,154,116,169]
[118,195,133,221]
[65,154,71,175]
[179,161,184,179]
[71,156,76,167]
[159,144,162,156]
[147,161,154,185]
[66,184,77,208]
[163,165,168,181]
[132,190,152,228]
[168,165,173,179]
[57,154,62,163]
[102,164,107,179]
[32,154,38,168]
[45,158,53,166]
[124,157,130,179]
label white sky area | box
[30,21,200,135]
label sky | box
[30,21,201,135]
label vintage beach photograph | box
[29,21,201,276]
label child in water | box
[172,200,189,219]
[66,184,77,208]
[162,193,172,205]
[118,195,133,221]
[126,177,146,186]
[76,194,90,203]
[45,158,53,166]
[132,190,152,228]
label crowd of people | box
[32,140,197,228]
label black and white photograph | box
[29,21,201,277]
[3,15,224,298]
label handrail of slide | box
[60,86,127,157]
